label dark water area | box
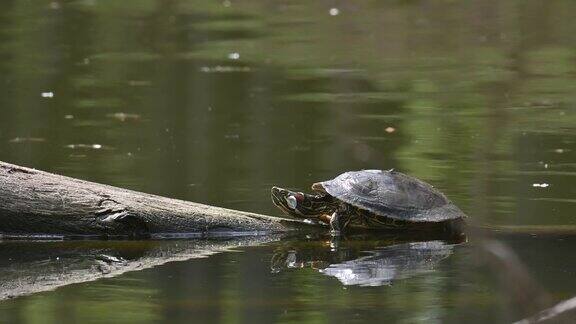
[0,0,575,323]
[0,234,575,324]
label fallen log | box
[0,161,310,238]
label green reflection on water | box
[2,233,574,324]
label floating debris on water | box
[532,183,550,188]
[9,137,46,143]
[41,91,54,98]
[523,99,556,107]
[329,8,340,16]
[228,52,240,60]
[64,115,74,120]
[106,112,141,122]
[385,127,396,133]
[199,66,251,73]
[537,161,550,169]
[65,144,109,150]
[128,80,151,87]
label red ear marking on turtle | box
[295,192,305,201]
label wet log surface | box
[0,161,310,238]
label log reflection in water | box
[0,235,282,300]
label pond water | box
[0,1,575,323]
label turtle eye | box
[287,195,298,209]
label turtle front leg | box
[329,205,351,236]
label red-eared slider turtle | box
[271,169,466,235]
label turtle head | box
[271,186,335,218]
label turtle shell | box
[317,170,465,222]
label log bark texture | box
[0,161,308,238]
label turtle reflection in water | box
[271,169,466,235]
[271,238,458,287]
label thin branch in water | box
[514,296,576,324]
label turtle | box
[271,169,466,235]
